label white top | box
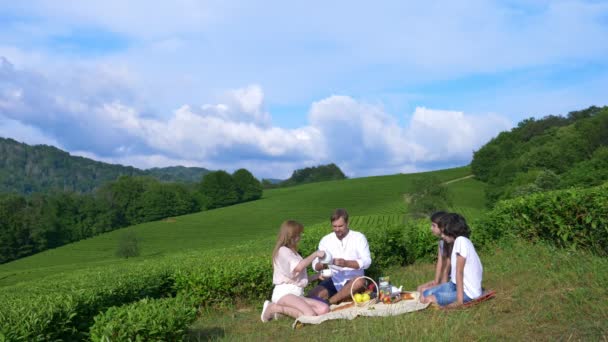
[450,236,483,299]
[438,240,444,256]
[273,246,308,287]
[312,230,372,290]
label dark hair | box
[331,208,349,223]
[430,211,448,224]
[439,213,471,238]
[431,211,450,257]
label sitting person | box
[307,208,372,305]
[420,213,483,308]
[417,211,451,294]
[261,220,329,322]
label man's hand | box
[332,258,346,267]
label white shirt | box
[273,246,308,287]
[312,230,372,290]
[450,236,483,299]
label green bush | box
[171,255,273,306]
[476,183,608,255]
[400,219,440,265]
[90,295,197,342]
[116,230,140,258]
[1,215,453,340]
[0,263,174,341]
[298,220,427,279]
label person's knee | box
[319,305,330,315]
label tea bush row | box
[0,262,174,341]
[89,295,198,342]
[475,183,608,255]
[1,220,442,341]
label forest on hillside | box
[471,105,608,204]
[0,137,211,194]
[263,163,347,188]
[0,169,262,264]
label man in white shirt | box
[308,208,372,305]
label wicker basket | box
[350,276,379,307]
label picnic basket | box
[350,276,378,307]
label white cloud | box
[0,57,513,178]
[406,107,512,162]
[0,116,62,147]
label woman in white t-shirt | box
[420,213,483,307]
[261,220,330,322]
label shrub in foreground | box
[475,183,608,255]
[90,295,197,342]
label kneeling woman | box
[261,220,330,322]
[420,213,483,308]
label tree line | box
[262,163,347,188]
[471,105,608,205]
[0,169,262,264]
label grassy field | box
[0,166,471,286]
[2,163,606,341]
[188,239,608,341]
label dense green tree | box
[198,171,239,209]
[0,194,28,263]
[130,182,197,223]
[560,147,608,188]
[232,169,263,202]
[471,105,608,204]
[280,163,346,187]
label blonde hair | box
[272,220,304,262]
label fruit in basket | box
[354,293,363,303]
[362,293,370,302]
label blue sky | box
[1,0,607,178]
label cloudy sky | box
[1,1,607,179]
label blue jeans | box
[423,282,472,306]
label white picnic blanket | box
[293,292,430,328]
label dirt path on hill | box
[442,174,474,185]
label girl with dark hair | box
[261,220,330,322]
[417,211,451,295]
[420,213,483,307]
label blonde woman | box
[261,220,330,322]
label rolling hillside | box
[0,166,474,286]
[0,137,211,194]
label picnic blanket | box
[292,289,496,328]
[293,292,429,328]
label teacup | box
[320,250,332,264]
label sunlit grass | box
[188,239,608,341]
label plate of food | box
[399,291,416,301]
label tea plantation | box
[1,166,607,341]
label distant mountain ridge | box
[0,137,211,194]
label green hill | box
[1,161,605,341]
[0,166,473,286]
[471,105,608,204]
[0,137,211,194]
